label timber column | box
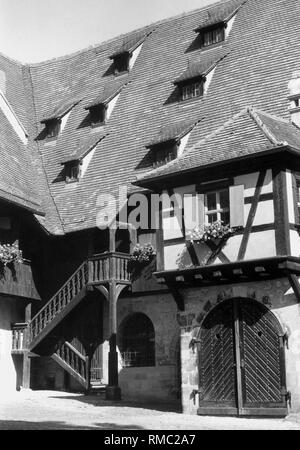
[106,280,121,400]
[22,302,31,389]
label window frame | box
[152,142,178,169]
[204,188,230,225]
[113,53,130,75]
[89,104,106,127]
[65,161,81,183]
[199,23,225,48]
[44,118,61,140]
[180,78,204,102]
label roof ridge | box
[20,0,238,67]
[248,106,288,146]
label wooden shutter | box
[229,185,244,228]
[183,193,205,236]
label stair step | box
[88,383,107,396]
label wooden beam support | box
[288,273,300,303]
[165,279,185,311]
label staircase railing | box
[54,341,89,388]
[29,261,88,342]
[27,252,131,346]
[88,252,131,284]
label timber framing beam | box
[155,256,300,290]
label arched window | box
[120,313,155,367]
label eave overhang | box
[155,256,300,289]
[134,145,300,191]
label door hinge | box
[285,391,292,408]
[191,389,200,405]
[283,332,289,350]
[189,338,201,353]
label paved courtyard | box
[0,390,300,430]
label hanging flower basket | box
[128,243,156,273]
[186,220,235,244]
[184,221,237,267]
[0,243,23,266]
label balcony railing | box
[11,323,28,352]
[88,252,131,284]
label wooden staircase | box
[52,341,90,390]
[29,262,89,351]
[12,252,131,391]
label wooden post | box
[22,302,32,389]
[106,280,121,400]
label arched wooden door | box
[198,299,287,417]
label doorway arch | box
[197,298,287,417]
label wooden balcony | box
[0,259,40,300]
[11,323,28,354]
[88,252,131,285]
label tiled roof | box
[194,0,246,31]
[61,131,108,163]
[136,107,300,183]
[173,48,228,84]
[1,0,300,235]
[85,82,126,109]
[41,98,81,123]
[146,118,202,148]
[109,28,154,59]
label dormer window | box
[65,161,80,183]
[41,99,80,141]
[180,78,204,101]
[44,119,61,139]
[146,120,199,168]
[89,104,106,127]
[200,23,225,48]
[113,53,130,75]
[152,142,178,169]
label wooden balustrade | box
[12,323,28,352]
[88,252,131,284]
[55,341,88,382]
[28,252,131,347]
[29,261,88,341]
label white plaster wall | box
[60,110,71,133]
[245,230,276,259]
[0,298,24,396]
[81,147,96,177]
[0,92,28,144]
[235,169,272,197]
[107,92,121,120]
[164,243,186,270]
[129,43,143,70]
[286,170,295,224]
[244,200,274,226]
[290,230,300,257]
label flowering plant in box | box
[0,243,24,266]
[129,243,156,268]
[186,220,235,243]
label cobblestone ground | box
[0,390,300,430]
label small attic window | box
[65,161,80,183]
[199,23,225,48]
[180,79,204,101]
[89,104,106,127]
[113,53,130,75]
[44,119,61,139]
[151,142,178,169]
